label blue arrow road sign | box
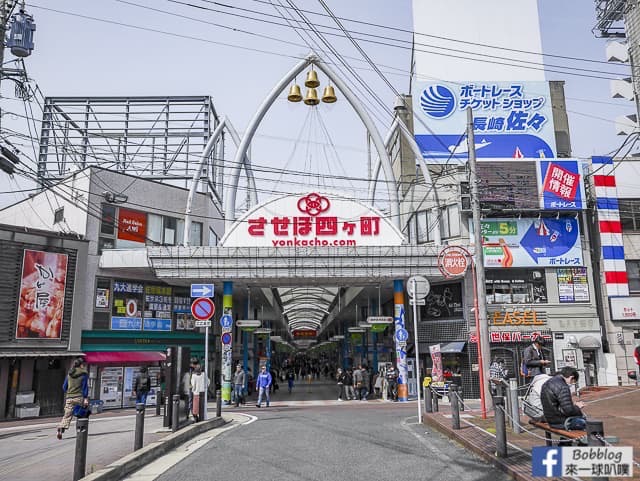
[191,284,214,298]
[220,314,233,329]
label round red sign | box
[191,297,215,321]
[438,246,469,278]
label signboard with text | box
[537,160,586,210]
[220,192,405,248]
[481,217,583,268]
[610,297,640,321]
[117,208,147,243]
[412,81,556,161]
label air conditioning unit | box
[460,182,472,213]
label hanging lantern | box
[287,84,303,102]
[321,85,337,103]
[304,88,320,106]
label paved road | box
[129,382,511,481]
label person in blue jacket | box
[56,357,89,439]
[255,365,272,408]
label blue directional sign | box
[220,314,233,329]
[191,283,214,298]
[395,328,409,343]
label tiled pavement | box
[423,386,640,481]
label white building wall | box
[412,0,545,81]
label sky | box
[0,0,633,211]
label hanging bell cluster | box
[287,67,337,105]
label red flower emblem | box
[297,193,330,216]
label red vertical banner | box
[16,250,69,339]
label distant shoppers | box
[541,367,586,431]
[523,336,551,378]
[133,366,151,405]
[353,366,363,400]
[287,369,295,394]
[358,365,370,401]
[233,364,246,407]
[336,368,345,401]
[255,365,272,408]
[190,365,208,422]
[56,357,89,440]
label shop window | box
[628,260,640,294]
[620,199,640,232]
[146,214,187,246]
[485,269,547,304]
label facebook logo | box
[532,447,562,477]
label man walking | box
[255,365,272,408]
[233,364,246,407]
[56,357,89,440]
[523,336,551,378]
[133,366,151,405]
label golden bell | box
[287,84,302,102]
[304,88,320,105]
[321,85,337,103]
[304,69,320,88]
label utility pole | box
[0,0,16,76]
[466,107,492,409]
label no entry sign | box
[191,297,215,321]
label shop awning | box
[578,336,601,349]
[84,351,166,363]
[439,341,467,354]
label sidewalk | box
[423,386,640,481]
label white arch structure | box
[183,116,258,246]
[224,53,400,229]
[368,116,442,245]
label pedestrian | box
[336,368,345,401]
[522,336,551,378]
[233,364,246,407]
[56,357,89,440]
[190,364,208,422]
[385,363,399,401]
[133,366,151,405]
[352,365,363,400]
[540,366,587,432]
[287,369,295,393]
[489,357,508,395]
[522,372,552,421]
[344,369,355,400]
[255,365,272,408]
[359,365,370,401]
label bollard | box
[424,386,432,413]
[432,388,439,412]
[134,403,145,451]
[494,395,508,458]
[508,378,521,434]
[216,389,222,417]
[155,391,161,416]
[198,392,205,421]
[163,392,170,428]
[459,387,465,411]
[73,418,89,481]
[586,420,609,481]
[171,395,180,433]
[450,385,460,430]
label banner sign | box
[412,81,556,161]
[220,192,404,248]
[429,344,443,382]
[117,208,147,243]
[537,160,586,210]
[610,297,640,321]
[557,267,590,303]
[16,249,68,339]
[481,217,583,268]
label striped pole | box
[394,280,408,402]
[592,156,629,297]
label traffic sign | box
[220,314,233,328]
[195,320,212,327]
[191,284,214,298]
[236,320,261,328]
[191,297,215,321]
[395,328,409,342]
[407,275,430,299]
[409,298,426,306]
[221,332,232,345]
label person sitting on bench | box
[540,366,586,432]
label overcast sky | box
[0,1,632,210]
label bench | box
[529,420,586,446]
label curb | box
[423,415,535,481]
[80,416,227,481]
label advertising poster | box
[429,344,443,382]
[95,288,110,308]
[16,249,68,339]
[117,208,147,245]
[111,280,143,330]
[537,160,586,210]
[481,218,583,268]
[143,285,172,332]
[557,267,590,303]
[412,81,556,161]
